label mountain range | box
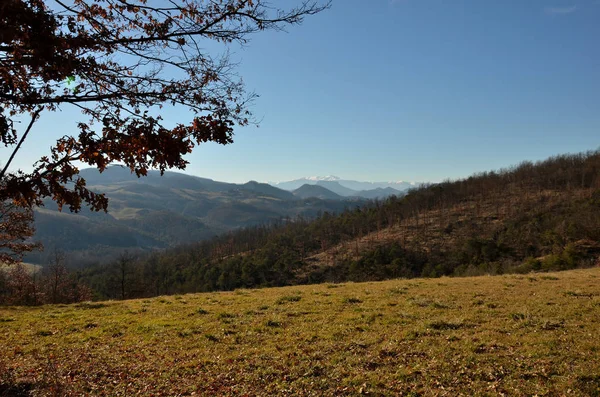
[27,167,368,265]
[72,150,600,301]
[270,176,419,197]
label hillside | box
[293,184,343,200]
[26,167,362,265]
[313,181,358,197]
[2,268,599,395]
[355,186,404,199]
[241,181,297,201]
[80,151,600,299]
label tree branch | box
[0,109,41,182]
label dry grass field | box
[2,268,600,396]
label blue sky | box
[5,0,600,183]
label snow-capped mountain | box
[303,175,341,182]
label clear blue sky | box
[4,0,600,183]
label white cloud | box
[544,5,578,15]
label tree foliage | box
[0,262,90,305]
[0,199,39,264]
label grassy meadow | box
[2,268,600,396]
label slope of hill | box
[355,186,404,199]
[79,167,234,192]
[85,150,600,298]
[2,268,600,396]
[26,166,362,265]
[293,184,343,200]
[314,181,358,197]
[240,181,296,201]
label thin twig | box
[0,108,42,181]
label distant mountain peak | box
[304,175,341,182]
[292,184,343,200]
[270,177,421,199]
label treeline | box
[71,150,600,300]
[0,259,90,306]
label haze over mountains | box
[28,167,382,265]
[270,176,418,198]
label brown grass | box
[1,268,600,396]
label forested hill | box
[83,151,600,299]
[26,167,364,265]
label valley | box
[1,1,598,396]
[26,167,386,265]
[72,151,600,300]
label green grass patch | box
[1,268,599,395]
[275,294,302,304]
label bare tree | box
[118,250,135,300]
